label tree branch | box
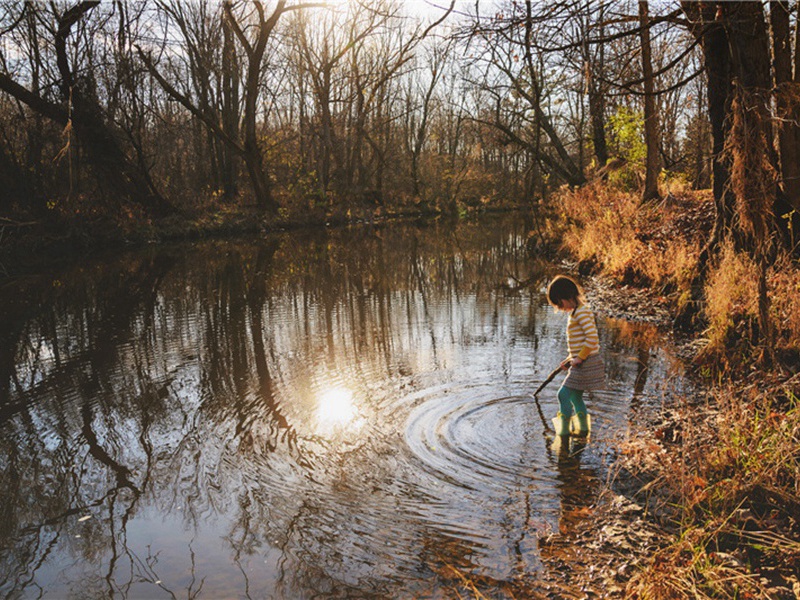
[0,72,69,125]
[136,47,245,154]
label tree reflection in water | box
[0,216,682,598]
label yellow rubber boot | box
[570,411,591,436]
[552,412,572,436]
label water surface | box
[0,215,679,598]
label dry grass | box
[557,181,705,294]
[700,244,800,369]
[559,183,641,275]
[701,240,761,355]
[627,527,770,599]
[769,254,800,357]
[621,381,800,599]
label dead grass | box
[769,254,800,358]
[557,181,707,294]
[701,240,761,356]
[699,246,800,370]
[616,379,800,599]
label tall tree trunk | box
[224,0,284,213]
[676,2,738,329]
[221,5,240,199]
[588,86,608,167]
[586,2,608,167]
[318,66,335,195]
[770,1,800,244]
[638,1,661,202]
[678,2,776,357]
[682,2,735,256]
[411,65,439,197]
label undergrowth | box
[618,382,800,599]
[554,179,800,369]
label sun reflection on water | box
[316,387,363,435]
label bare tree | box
[460,2,592,188]
[0,2,175,218]
[140,1,322,214]
[584,0,609,168]
[409,40,454,197]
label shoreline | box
[0,204,525,278]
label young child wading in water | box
[546,275,605,436]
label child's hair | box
[546,275,583,308]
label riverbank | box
[0,199,523,277]
[519,183,800,599]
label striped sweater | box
[567,304,600,360]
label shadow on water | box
[0,215,684,598]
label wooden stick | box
[534,366,563,397]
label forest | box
[0,1,716,230]
[3,0,798,363]
[1,1,800,598]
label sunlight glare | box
[316,387,361,434]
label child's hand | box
[571,357,584,368]
[560,357,572,370]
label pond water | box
[0,215,680,599]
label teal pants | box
[557,385,586,417]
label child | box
[546,275,605,435]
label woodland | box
[0,1,722,236]
[0,1,794,243]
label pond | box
[0,215,680,598]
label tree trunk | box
[411,65,439,197]
[639,1,661,202]
[586,2,608,167]
[676,2,738,329]
[678,2,776,357]
[770,1,800,244]
[588,88,608,167]
[226,0,282,214]
[221,5,240,199]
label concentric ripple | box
[404,383,550,491]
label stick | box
[530,390,553,434]
[534,366,563,397]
